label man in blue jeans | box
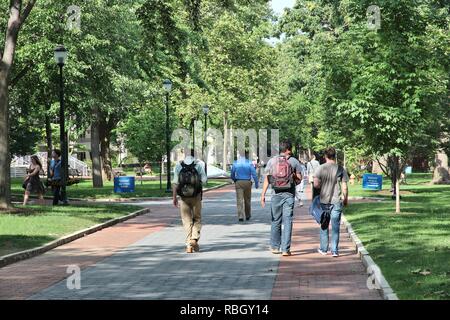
[260,141,303,257]
[314,147,349,257]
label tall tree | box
[278,0,449,212]
[0,0,37,209]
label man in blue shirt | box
[50,149,62,205]
[231,151,259,222]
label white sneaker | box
[332,252,339,257]
[317,249,327,256]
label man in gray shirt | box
[261,141,303,256]
[314,147,349,257]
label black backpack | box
[177,161,202,198]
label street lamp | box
[54,45,68,205]
[202,105,209,180]
[163,79,172,193]
[190,116,197,157]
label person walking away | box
[172,152,207,253]
[307,153,321,200]
[231,151,259,222]
[295,159,307,207]
[258,160,265,184]
[23,155,45,205]
[261,141,303,257]
[49,149,63,205]
[314,147,349,257]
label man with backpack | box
[172,152,207,253]
[313,147,349,257]
[260,141,303,257]
[231,151,259,222]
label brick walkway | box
[0,185,382,300]
[272,194,381,299]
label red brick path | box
[271,187,382,300]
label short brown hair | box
[324,147,336,160]
[279,141,292,153]
[53,149,61,157]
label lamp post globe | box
[54,45,68,66]
[163,79,172,92]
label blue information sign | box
[114,176,135,193]
[362,174,382,190]
[404,166,412,174]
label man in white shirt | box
[307,153,321,200]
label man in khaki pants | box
[173,154,207,253]
[231,152,259,222]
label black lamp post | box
[202,105,209,179]
[163,79,172,193]
[54,45,68,204]
[191,116,198,157]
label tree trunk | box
[388,155,401,213]
[0,2,19,209]
[98,115,114,181]
[432,150,449,184]
[45,108,52,178]
[100,134,112,181]
[0,0,37,209]
[0,69,11,209]
[91,108,103,187]
[395,178,400,214]
[222,112,228,171]
[160,158,162,190]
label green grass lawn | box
[345,173,450,300]
[0,204,142,257]
[11,178,229,200]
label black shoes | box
[239,219,244,222]
[246,216,251,221]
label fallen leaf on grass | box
[420,269,432,276]
[411,268,432,276]
[394,259,403,263]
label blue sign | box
[114,176,135,193]
[405,166,412,174]
[362,174,382,190]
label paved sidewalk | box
[30,187,280,300]
[1,185,382,300]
